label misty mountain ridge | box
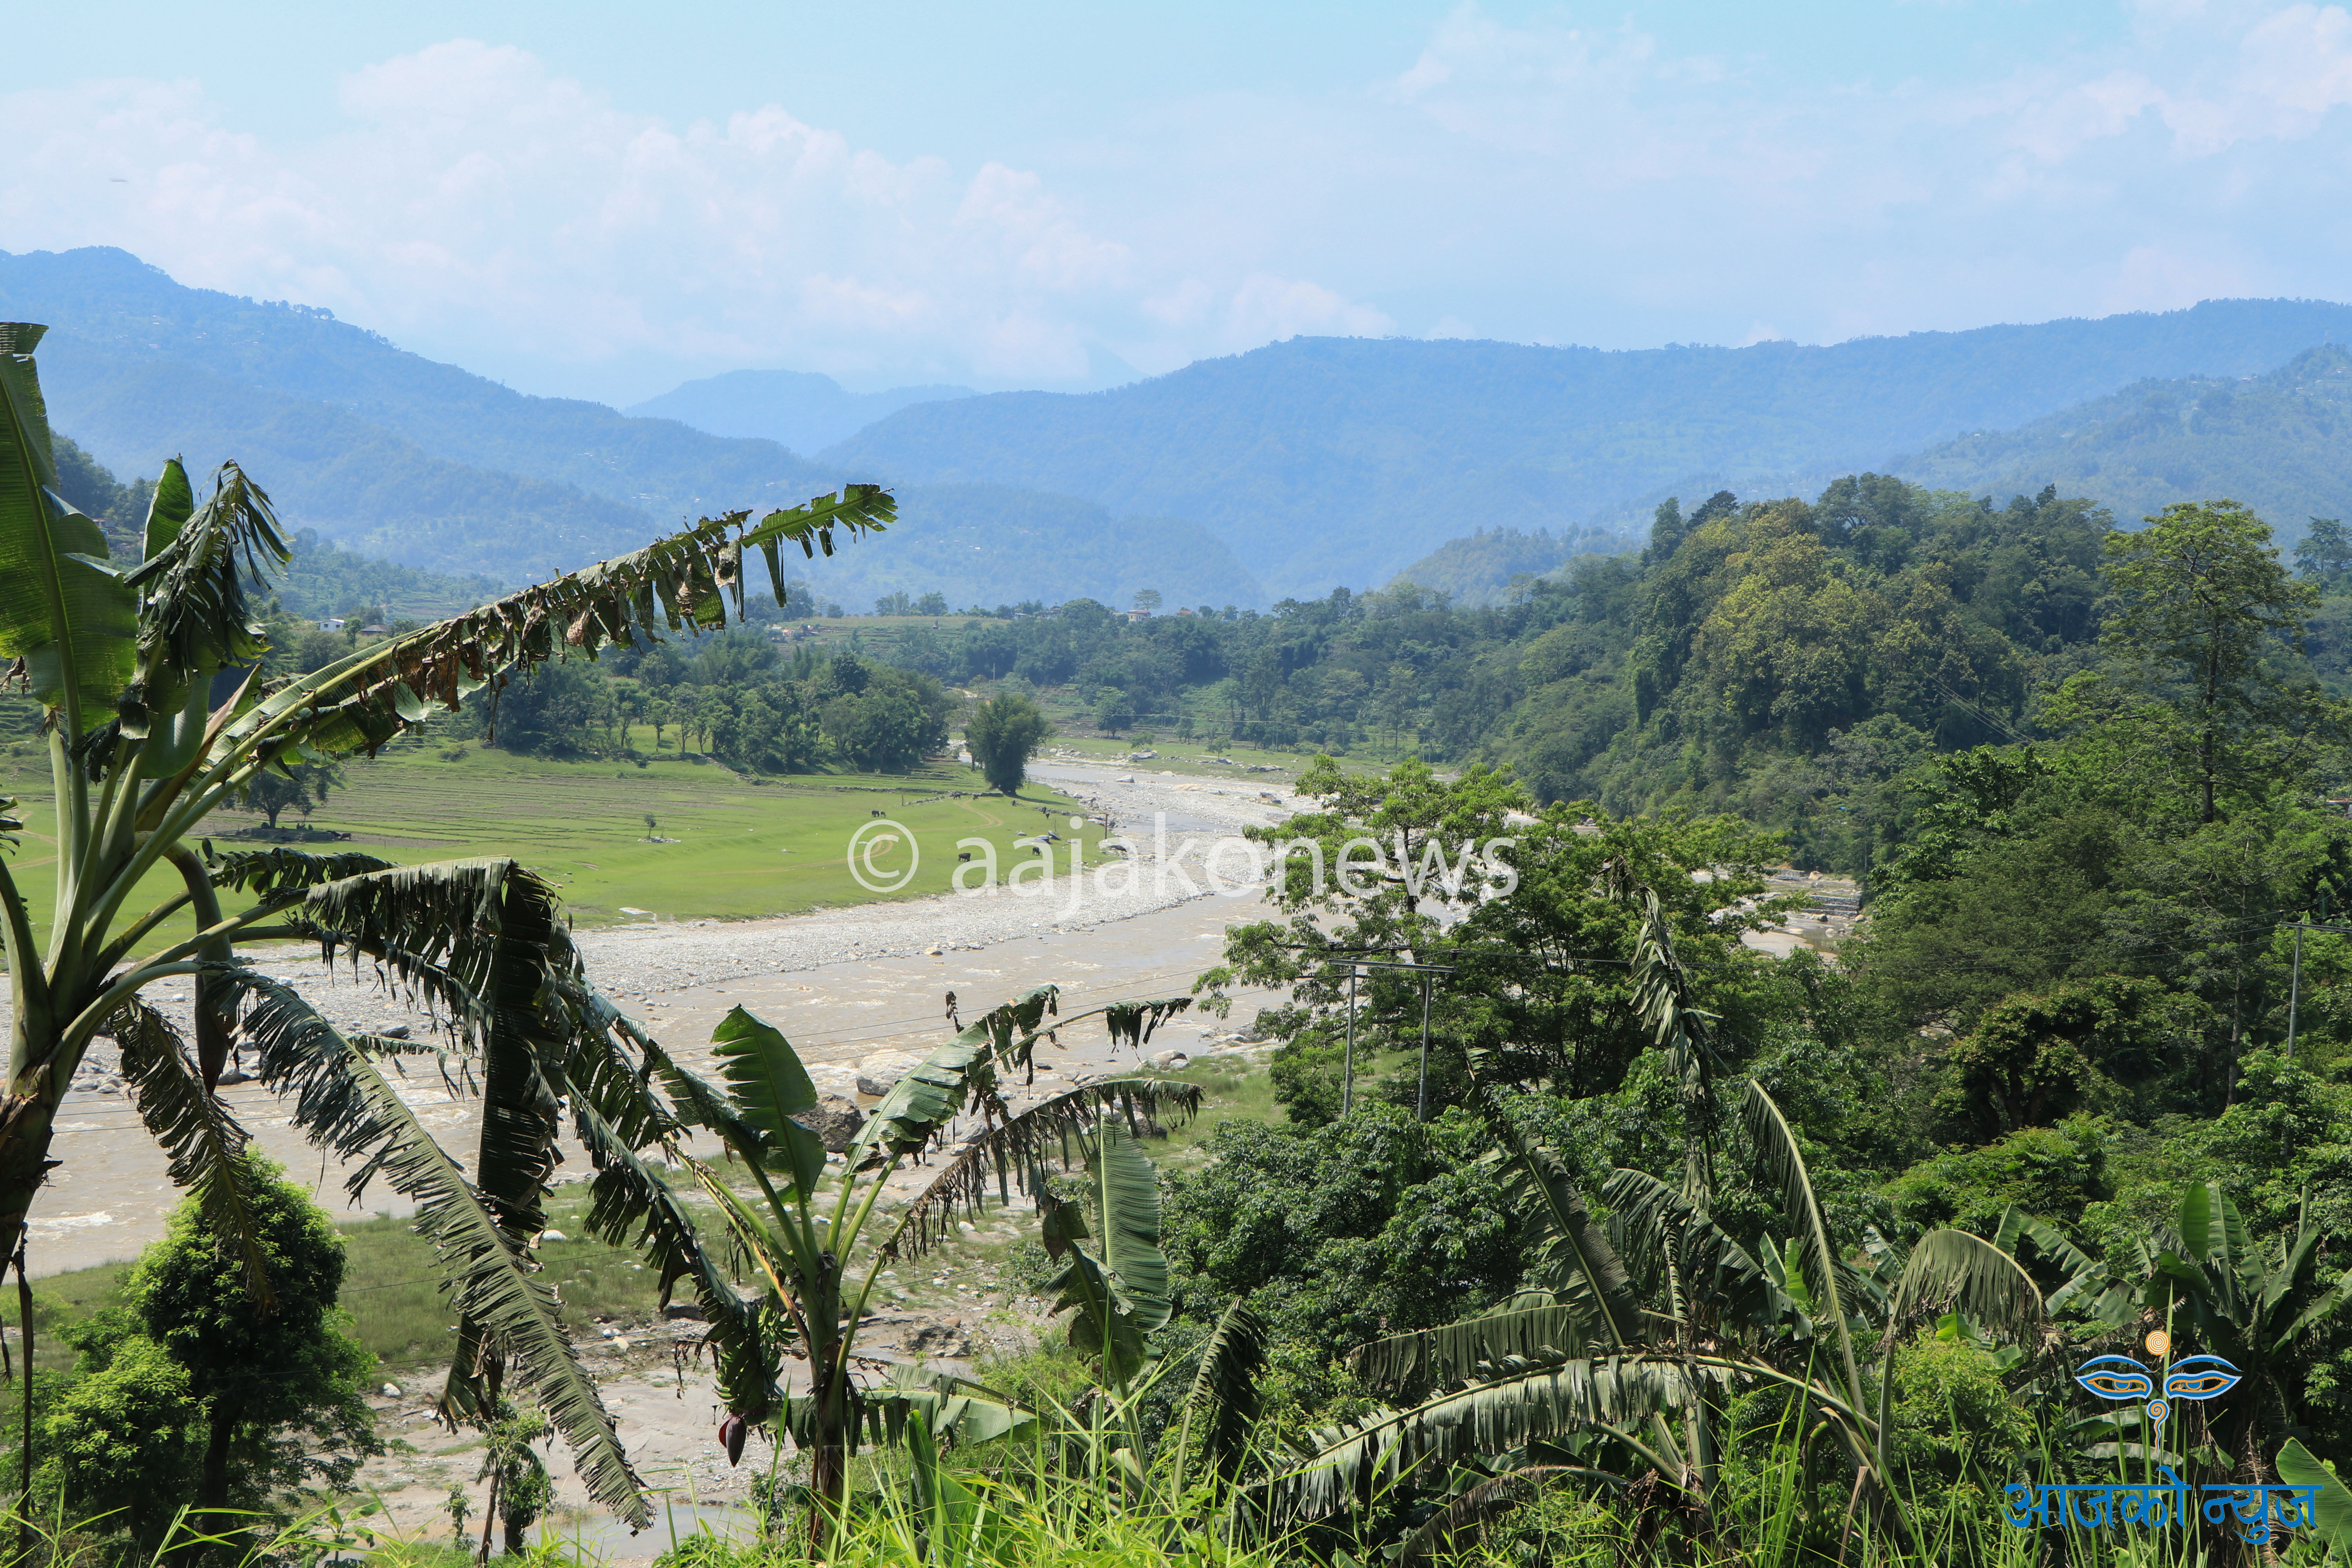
[625,368,975,456]
[0,247,1255,603]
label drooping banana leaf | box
[1038,1183,1152,1382]
[1741,1080,1867,1418]
[1270,1353,1715,1521]
[1601,1165,1786,1335]
[201,844,400,898]
[1488,1115,1645,1349]
[881,1075,1203,1260]
[1087,1117,1169,1333]
[109,998,272,1307]
[218,967,648,1524]
[1354,1294,1594,1405]
[193,488,891,782]
[1180,1299,1267,1479]
[571,1096,782,1424]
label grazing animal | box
[958,851,972,862]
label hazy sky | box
[8,2,2350,405]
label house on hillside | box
[317,618,347,632]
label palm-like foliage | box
[664,984,1204,1546]
[0,322,893,1523]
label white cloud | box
[1221,275,1394,350]
[9,6,2352,402]
[0,40,1387,397]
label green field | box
[0,727,1105,947]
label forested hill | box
[845,472,2352,873]
[824,300,2352,596]
[1893,343,2352,544]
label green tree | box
[41,1155,381,1546]
[235,759,343,833]
[42,1336,202,1548]
[2096,499,2331,823]
[0,320,895,1529]
[965,693,1052,795]
[1200,757,1528,1117]
[2296,516,2352,583]
[1932,976,2198,1140]
[1094,687,1136,735]
[131,1154,381,1519]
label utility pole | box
[1342,967,1359,1118]
[2287,889,2339,1065]
[1350,959,1453,1123]
[2288,918,2306,1065]
[1417,972,1433,1123]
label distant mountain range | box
[9,246,2352,609]
[626,369,973,455]
[0,247,1254,604]
[824,301,2352,596]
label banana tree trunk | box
[0,1026,65,1272]
[803,1270,850,1552]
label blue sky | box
[7,2,2344,404]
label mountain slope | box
[626,369,973,452]
[0,247,847,526]
[1891,345,2352,539]
[50,341,657,579]
[824,302,2352,596]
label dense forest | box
[1111,484,2352,1559]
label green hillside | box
[1893,344,2352,544]
[825,300,2352,595]
[1387,525,1610,605]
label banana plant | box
[0,320,894,1524]
[664,984,1203,1548]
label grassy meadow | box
[0,720,1108,949]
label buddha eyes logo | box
[2075,1352,2242,1430]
